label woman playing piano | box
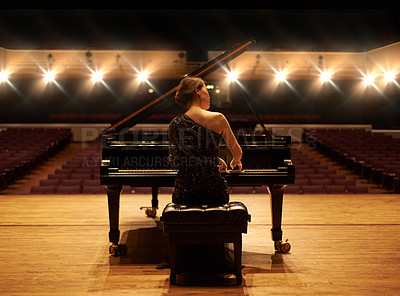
[168,76,243,205]
[162,76,243,272]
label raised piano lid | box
[103,38,256,136]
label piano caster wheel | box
[109,243,128,256]
[275,239,291,253]
[141,207,157,218]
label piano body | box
[100,38,295,255]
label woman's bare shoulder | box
[203,111,228,133]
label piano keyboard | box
[115,169,279,174]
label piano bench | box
[160,202,251,285]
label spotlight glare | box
[227,71,239,83]
[91,71,104,83]
[44,71,56,83]
[137,71,149,82]
[320,71,332,83]
[384,71,396,83]
[275,71,287,82]
[363,74,375,86]
[0,70,9,83]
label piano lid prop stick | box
[225,64,273,141]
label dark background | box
[1,2,400,127]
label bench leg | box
[169,235,177,285]
[234,235,243,285]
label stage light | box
[363,74,375,86]
[137,71,149,82]
[0,70,9,83]
[227,71,239,83]
[148,88,154,94]
[44,70,56,83]
[275,71,287,83]
[384,71,396,83]
[91,71,104,83]
[320,71,332,83]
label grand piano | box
[100,38,295,255]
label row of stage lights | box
[0,69,151,84]
[0,68,399,86]
[227,70,399,86]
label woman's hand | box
[218,157,228,172]
[230,159,242,171]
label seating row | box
[0,128,72,190]
[285,184,368,194]
[31,137,102,194]
[306,128,400,193]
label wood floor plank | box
[0,193,399,295]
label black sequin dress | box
[166,113,234,273]
[168,113,229,205]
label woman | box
[163,76,243,272]
[168,76,243,205]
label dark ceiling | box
[0,2,399,60]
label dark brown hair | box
[175,76,205,109]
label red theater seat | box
[55,185,82,194]
[284,185,301,194]
[324,185,347,194]
[30,185,56,194]
[346,185,369,194]
[82,186,106,194]
[39,179,60,186]
[301,185,325,194]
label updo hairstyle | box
[175,76,205,109]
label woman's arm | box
[217,114,243,170]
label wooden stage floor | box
[1,193,400,295]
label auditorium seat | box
[31,185,56,194]
[69,173,92,180]
[306,173,326,180]
[301,185,325,194]
[327,174,346,180]
[39,179,60,186]
[284,185,301,194]
[82,179,101,186]
[295,178,311,186]
[230,187,255,194]
[121,186,133,194]
[82,186,105,194]
[346,185,369,194]
[48,173,69,180]
[310,179,333,186]
[252,186,268,193]
[55,185,82,194]
[324,185,347,194]
[131,187,152,194]
[60,179,82,186]
[333,179,356,186]
[159,187,174,194]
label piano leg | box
[151,186,159,209]
[269,184,291,253]
[106,185,126,256]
